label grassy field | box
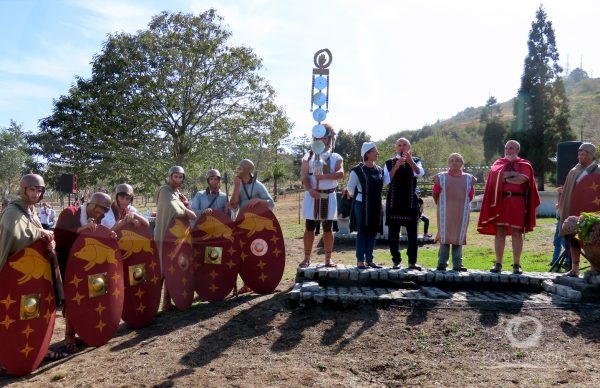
[269,193,586,282]
[134,192,587,284]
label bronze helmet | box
[19,174,46,202]
[168,165,185,181]
[205,169,221,182]
[115,183,134,198]
[88,192,112,209]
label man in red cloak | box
[477,140,540,274]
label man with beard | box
[477,140,540,274]
[154,166,197,310]
[192,169,230,215]
[558,142,599,277]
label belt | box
[502,192,525,197]
[318,188,335,194]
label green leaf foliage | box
[28,9,291,195]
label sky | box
[1,0,600,142]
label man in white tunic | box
[299,123,344,268]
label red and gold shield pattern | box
[0,239,56,376]
[235,202,285,294]
[570,173,600,216]
[192,210,239,302]
[161,216,195,310]
[64,225,124,347]
[117,223,161,328]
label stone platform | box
[289,264,600,306]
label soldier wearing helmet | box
[1,173,54,273]
[54,190,117,353]
[0,173,67,361]
[300,123,344,269]
[230,159,274,211]
[155,165,197,311]
[101,183,149,231]
[191,169,229,216]
[229,159,275,295]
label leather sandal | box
[563,270,580,277]
[299,258,311,268]
[490,263,502,273]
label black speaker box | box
[59,174,78,194]
[556,141,582,186]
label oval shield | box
[117,222,161,328]
[161,216,195,310]
[192,210,239,302]
[64,225,124,347]
[235,202,285,294]
[570,173,600,216]
[0,239,56,376]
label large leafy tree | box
[0,120,34,198]
[28,10,291,194]
[509,5,573,190]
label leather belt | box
[318,188,335,194]
[502,192,525,197]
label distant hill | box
[380,76,600,168]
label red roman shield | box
[161,216,195,310]
[64,225,124,347]
[570,173,600,216]
[192,210,239,302]
[235,202,285,294]
[117,223,161,328]
[0,239,56,376]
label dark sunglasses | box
[95,205,110,212]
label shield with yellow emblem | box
[235,202,285,294]
[64,225,124,347]
[117,222,161,328]
[192,210,239,302]
[0,239,57,376]
[161,216,195,310]
[570,173,600,216]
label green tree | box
[334,130,371,177]
[481,96,507,164]
[28,10,291,194]
[509,5,573,190]
[0,120,35,198]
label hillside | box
[380,76,600,169]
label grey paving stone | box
[301,281,321,292]
[421,286,451,299]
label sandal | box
[237,284,252,294]
[299,258,311,268]
[44,350,69,361]
[64,335,77,354]
[324,259,337,268]
[563,270,580,277]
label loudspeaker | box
[556,141,582,186]
[59,174,78,194]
